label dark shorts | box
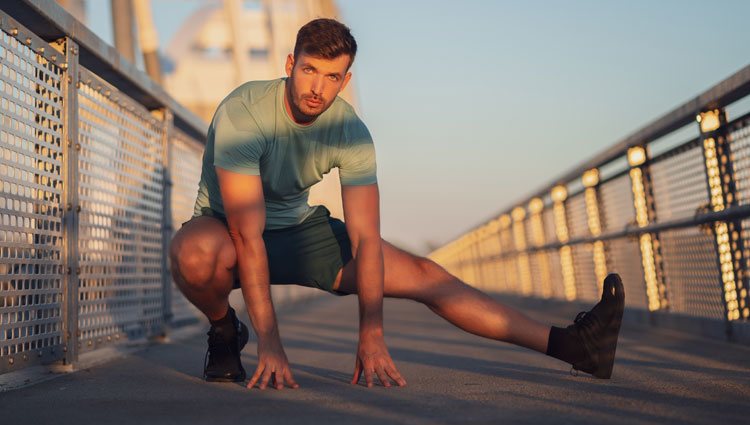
[181,206,352,295]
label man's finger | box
[275,368,285,390]
[259,366,273,390]
[364,367,374,388]
[284,368,300,389]
[375,367,391,388]
[350,359,362,385]
[247,364,264,389]
[385,365,407,387]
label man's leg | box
[169,216,237,321]
[332,240,551,353]
[169,216,249,382]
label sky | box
[85,0,750,254]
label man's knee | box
[414,255,444,281]
[170,240,222,290]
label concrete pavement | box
[1,294,749,424]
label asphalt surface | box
[2,294,750,424]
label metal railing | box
[430,65,750,342]
[0,0,318,376]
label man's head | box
[284,18,357,124]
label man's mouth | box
[304,97,322,107]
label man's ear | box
[285,54,294,77]
[340,71,353,92]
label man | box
[169,18,625,390]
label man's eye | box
[303,67,313,73]
[328,75,339,81]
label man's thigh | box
[333,240,438,299]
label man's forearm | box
[234,236,279,340]
[354,237,385,336]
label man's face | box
[284,52,352,124]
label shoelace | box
[569,310,602,376]
[573,310,603,340]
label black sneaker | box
[568,273,625,379]
[203,316,250,382]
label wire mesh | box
[498,226,517,293]
[528,251,551,297]
[572,243,598,302]
[542,207,558,244]
[650,146,710,223]
[0,29,65,368]
[659,227,725,319]
[599,173,635,233]
[546,249,565,300]
[607,237,648,309]
[76,68,165,349]
[566,192,589,240]
[168,127,203,326]
[729,116,750,206]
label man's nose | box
[310,75,323,96]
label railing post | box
[512,207,533,295]
[697,109,750,325]
[551,185,577,300]
[527,198,552,298]
[627,146,667,312]
[498,214,515,293]
[60,36,81,368]
[582,168,608,292]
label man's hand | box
[247,338,299,390]
[351,334,406,388]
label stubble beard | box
[288,81,328,121]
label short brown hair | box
[293,18,357,68]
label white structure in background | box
[164,0,352,220]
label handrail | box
[459,63,750,241]
[3,0,207,142]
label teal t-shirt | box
[192,78,377,230]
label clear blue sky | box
[87,0,750,254]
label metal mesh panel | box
[76,69,165,348]
[482,236,499,289]
[168,128,203,326]
[498,227,517,292]
[607,237,648,309]
[527,252,541,295]
[482,234,502,292]
[566,193,589,240]
[170,128,202,229]
[542,208,557,244]
[546,249,565,300]
[0,30,65,367]
[599,174,635,233]
[741,218,750,312]
[729,117,750,205]
[528,252,551,297]
[650,146,709,222]
[660,227,724,319]
[572,243,598,302]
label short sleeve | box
[211,97,265,175]
[338,119,377,186]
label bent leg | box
[169,216,237,321]
[332,240,551,353]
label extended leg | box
[333,240,551,353]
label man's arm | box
[342,183,406,388]
[216,167,298,390]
